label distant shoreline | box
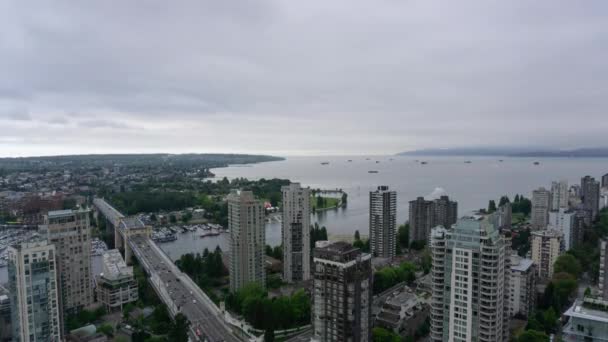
[398,148,608,158]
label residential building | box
[563,297,608,341]
[571,211,587,249]
[433,195,458,230]
[312,241,372,342]
[600,239,608,301]
[409,196,457,244]
[409,197,434,243]
[44,209,93,319]
[228,190,266,292]
[551,180,569,211]
[95,249,138,312]
[369,186,397,258]
[429,215,511,342]
[531,187,551,229]
[374,287,429,338]
[581,176,600,221]
[602,173,608,189]
[8,241,62,342]
[602,188,608,210]
[508,255,536,318]
[531,230,564,279]
[493,202,512,230]
[549,209,576,250]
[281,183,311,283]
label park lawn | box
[311,196,340,210]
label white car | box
[192,299,197,304]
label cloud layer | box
[1,1,607,156]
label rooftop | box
[511,255,534,272]
[47,208,88,218]
[101,249,132,279]
[565,298,608,324]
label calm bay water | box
[212,155,608,239]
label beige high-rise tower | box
[44,209,93,320]
[228,190,266,292]
[282,183,311,283]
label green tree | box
[499,195,510,207]
[355,230,361,241]
[541,307,558,333]
[488,200,497,213]
[372,327,401,342]
[97,324,114,337]
[421,248,432,274]
[168,313,190,342]
[264,328,275,342]
[517,330,549,342]
[554,254,582,277]
[398,224,409,248]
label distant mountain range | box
[397,147,608,157]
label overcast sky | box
[1,1,607,157]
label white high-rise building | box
[8,241,62,342]
[551,180,569,211]
[531,230,564,279]
[281,183,311,283]
[429,216,511,342]
[549,209,576,250]
[369,186,397,258]
[531,188,551,229]
[228,190,266,292]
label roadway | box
[130,236,242,342]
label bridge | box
[93,198,250,342]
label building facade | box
[549,209,575,250]
[312,241,372,342]
[281,183,311,283]
[433,196,458,230]
[581,176,601,221]
[369,186,397,258]
[429,216,511,342]
[96,249,138,312]
[531,187,551,229]
[531,230,564,279]
[563,297,608,341]
[551,180,569,211]
[409,196,457,244]
[8,241,62,342]
[600,239,608,301]
[228,190,266,292]
[603,173,608,189]
[492,203,512,230]
[508,255,536,318]
[44,209,93,318]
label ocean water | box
[212,155,608,239]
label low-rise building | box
[563,297,608,341]
[95,249,138,312]
[374,287,429,338]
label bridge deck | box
[94,198,243,342]
[93,198,125,224]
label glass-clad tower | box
[430,215,511,342]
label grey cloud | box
[77,119,136,130]
[0,0,608,156]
